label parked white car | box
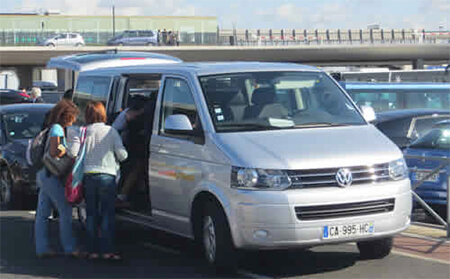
[37,33,85,47]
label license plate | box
[413,171,439,182]
[323,222,374,239]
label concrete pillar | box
[412,59,424,69]
[57,68,67,91]
[15,66,33,89]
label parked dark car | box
[107,30,158,46]
[374,109,450,149]
[31,81,58,91]
[0,103,54,209]
[404,120,450,218]
[0,89,31,105]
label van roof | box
[47,51,182,72]
[79,62,320,77]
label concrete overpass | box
[0,44,449,88]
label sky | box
[2,0,449,30]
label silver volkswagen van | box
[73,62,412,269]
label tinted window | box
[409,128,450,150]
[160,78,198,133]
[350,91,398,111]
[124,31,138,38]
[411,116,450,140]
[405,92,448,109]
[1,111,47,141]
[74,76,111,122]
[376,118,411,146]
[140,31,154,37]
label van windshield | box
[199,71,366,132]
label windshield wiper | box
[294,122,351,128]
[218,123,283,131]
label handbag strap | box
[77,127,87,157]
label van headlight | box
[389,158,408,180]
[231,167,292,190]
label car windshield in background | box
[199,71,365,132]
[2,112,46,141]
[409,128,450,150]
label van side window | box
[123,76,161,109]
[160,78,200,134]
[73,76,112,122]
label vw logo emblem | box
[336,168,353,187]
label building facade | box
[0,14,218,45]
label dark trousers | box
[84,173,116,254]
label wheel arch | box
[190,190,234,244]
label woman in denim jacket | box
[35,100,79,258]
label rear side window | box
[376,118,411,146]
[74,76,112,122]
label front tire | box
[201,200,237,271]
[0,168,14,209]
[357,237,393,259]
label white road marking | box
[391,249,450,265]
[400,232,450,243]
[28,211,36,215]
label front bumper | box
[228,179,412,249]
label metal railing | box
[405,155,450,238]
[219,28,450,46]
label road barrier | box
[219,29,450,46]
[405,155,450,239]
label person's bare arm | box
[50,137,66,158]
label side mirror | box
[164,114,194,133]
[164,114,204,144]
[360,105,376,123]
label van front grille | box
[295,198,395,220]
[287,163,390,189]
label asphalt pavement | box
[1,210,449,279]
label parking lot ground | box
[393,224,450,264]
[1,210,449,279]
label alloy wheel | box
[203,215,216,263]
[0,169,12,206]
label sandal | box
[68,251,87,259]
[102,253,122,261]
[88,253,100,260]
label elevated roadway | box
[1,44,449,67]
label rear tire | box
[46,43,55,47]
[200,200,237,272]
[0,168,14,210]
[357,237,393,259]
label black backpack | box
[29,128,49,169]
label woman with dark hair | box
[35,99,79,258]
[71,101,127,260]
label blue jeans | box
[35,169,76,255]
[84,173,116,254]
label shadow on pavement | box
[238,249,358,277]
[1,212,358,278]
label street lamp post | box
[112,4,116,37]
